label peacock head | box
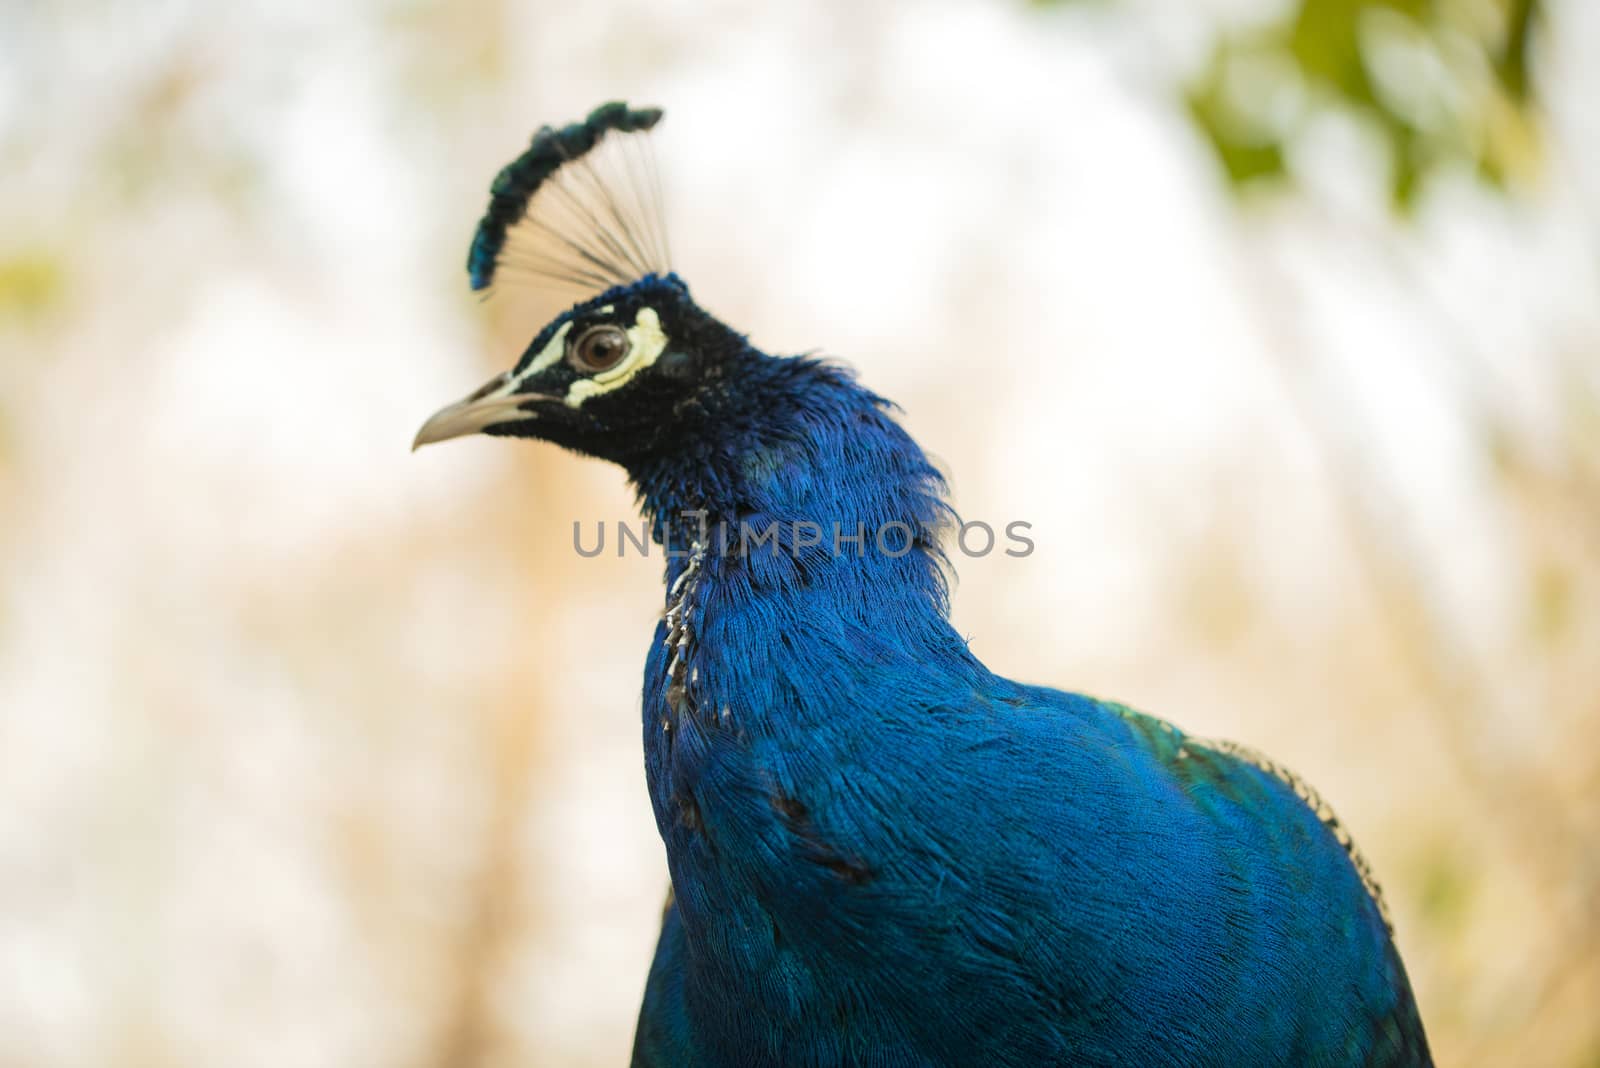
[413,102,762,468]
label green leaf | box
[1156,0,1545,209]
[1185,43,1293,190]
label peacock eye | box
[569,324,631,373]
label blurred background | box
[1,0,1596,1065]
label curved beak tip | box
[410,406,468,452]
[411,371,533,453]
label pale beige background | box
[1,1,1597,1066]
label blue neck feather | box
[627,351,962,642]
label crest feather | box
[468,101,670,294]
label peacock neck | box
[631,357,989,1005]
[624,353,961,635]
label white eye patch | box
[512,320,573,384]
[564,307,669,408]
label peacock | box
[413,102,1432,1068]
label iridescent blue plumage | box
[623,327,1429,1067]
[416,106,1433,1067]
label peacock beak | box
[412,371,557,450]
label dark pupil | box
[582,328,626,369]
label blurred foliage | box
[1531,560,1573,645]
[1043,0,1543,208]
[1413,833,1475,935]
[0,250,66,323]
